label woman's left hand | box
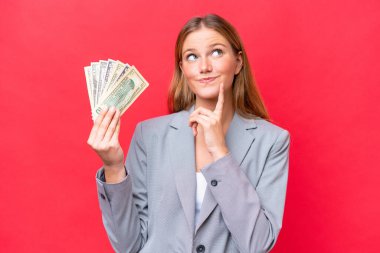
[188,83,229,161]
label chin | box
[194,89,220,100]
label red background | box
[1,0,379,252]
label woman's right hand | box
[87,106,126,182]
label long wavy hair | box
[167,14,270,120]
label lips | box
[198,76,218,83]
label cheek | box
[182,66,198,92]
[214,58,236,75]
[215,60,237,86]
[182,63,198,80]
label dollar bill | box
[90,62,100,106]
[92,66,149,120]
[98,62,130,104]
[97,60,108,104]
[107,61,127,91]
[102,59,116,93]
[84,66,94,110]
[115,64,130,83]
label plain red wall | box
[1,0,379,252]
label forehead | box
[182,27,230,51]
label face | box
[180,26,242,101]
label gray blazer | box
[95,105,290,253]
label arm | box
[95,122,148,253]
[201,130,290,253]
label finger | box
[88,107,109,145]
[191,107,213,117]
[110,116,121,144]
[94,106,117,143]
[189,115,209,129]
[214,83,224,115]
[189,107,217,126]
[102,108,120,143]
[191,122,198,136]
[189,113,211,124]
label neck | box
[194,92,235,134]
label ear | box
[179,61,183,72]
[234,51,243,75]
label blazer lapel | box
[168,105,258,235]
[195,111,257,233]
[168,107,197,234]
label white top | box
[195,172,207,229]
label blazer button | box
[211,180,218,186]
[99,193,106,200]
[196,244,205,253]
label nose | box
[199,57,212,73]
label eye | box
[186,54,197,62]
[211,49,223,57]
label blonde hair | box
[167,14,270,120]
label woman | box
[88,14,290,253]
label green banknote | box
[91,65,149,120]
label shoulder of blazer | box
[253,117,290,148]
[136,111,181,136]
[254,117,289,134]
[136,110,289,145]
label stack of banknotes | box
[84,59,149,120]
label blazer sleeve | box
[95,122,148,253]
[201,129,290,253]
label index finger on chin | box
[214,83,224,114]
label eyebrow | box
[182,43,227,55]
